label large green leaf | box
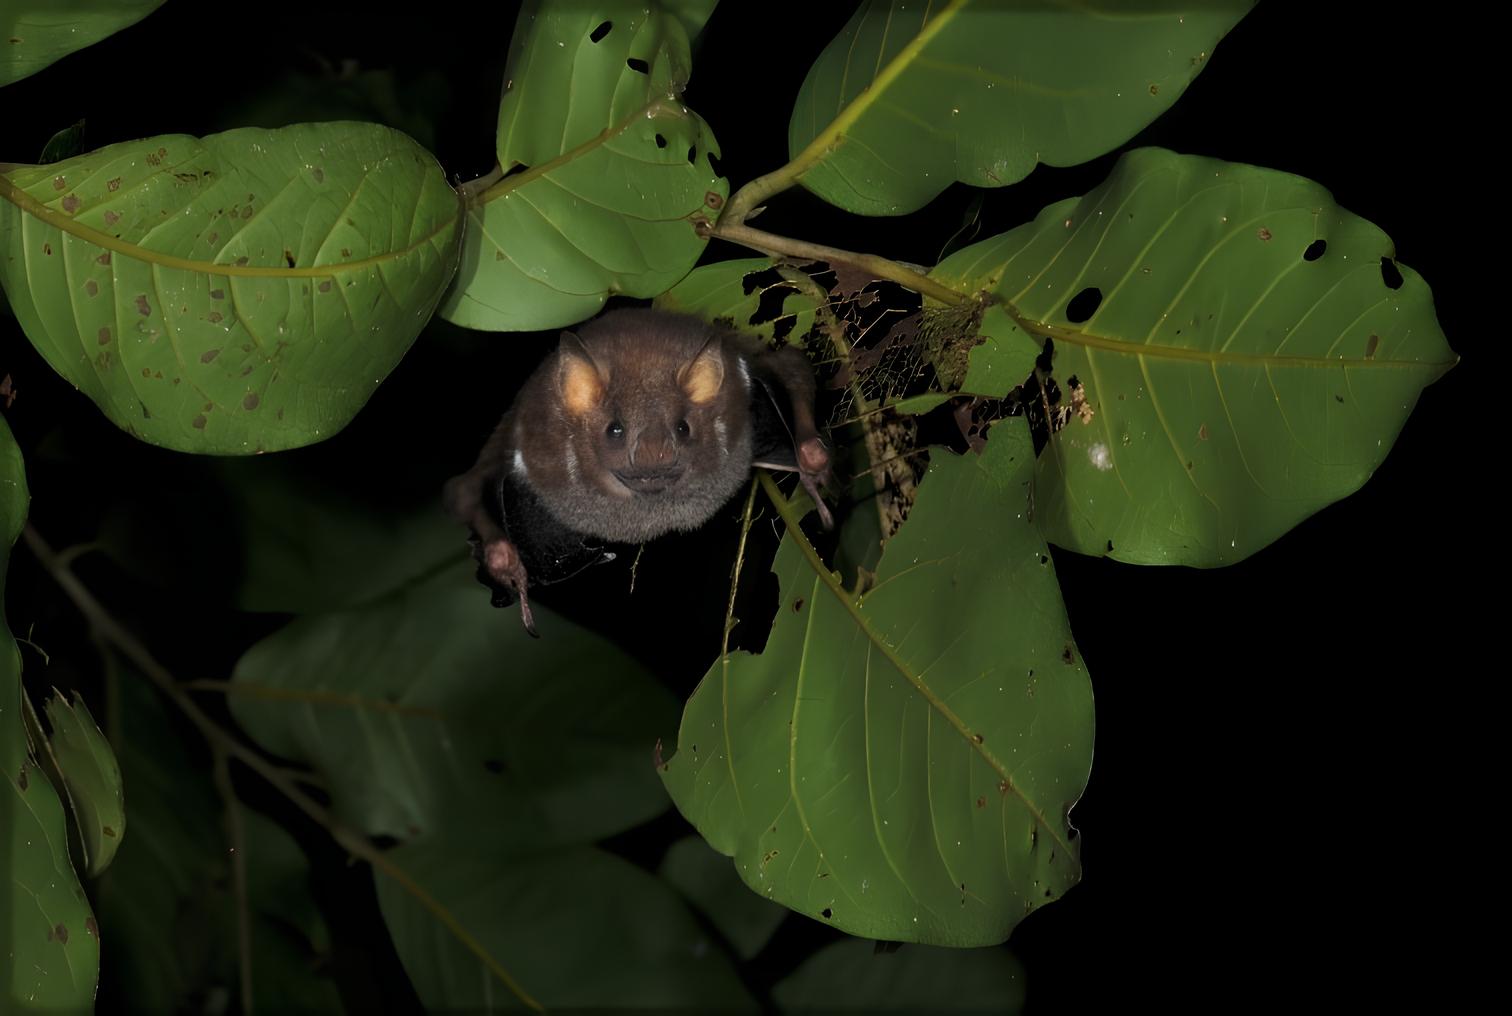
[774,938,1024,1012]
[43,690,124,877]
[1,417,99,1011]
[440,0,725,331]
[377,840,754,1012]
[0,121,462,453]
[787,0,1251,216]
[230,564,677,848]
[661,419,1093,946]
[97,675,341,1013]
[932,147,1457,565]
[654,257,823,343]
[0,1,164,87]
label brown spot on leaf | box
[84,279,98,297]
[972,733,984,744]
[52,176,66,190]
[494,249,505,261]
[340,248,351,258]
[283,249,295,268]
[240,365,253,377]
[209,288,224,300]
[705,191,723,209]
[1257,227,1272,241]
[200,349,220,363]
[62,194,80,213]
[107,177,121,192]
[141,367,152,378]
[102,825,117,837]
[192,414,207,429]
[16,767,26,790]
[135,295,151,316]
[207,232,218,246]
[313,167,325,182]
[792,597,804,612]
[96,252,111,265]
[207,311,223,324]
[976,795,987,809]
[235,256,249,266]
[103,210,120,226]
[318,280,332,293]
[242,393,260,410]
[85,917,99,940]
[47,923,68,944]
[1061,644,1076,665]
[98,327,111,345]
[998,779,1010,795]
[41,242,51,256]
[1148,82,1159,95]
[1365,334,1380,359]
[1197,422,1209,441]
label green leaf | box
[773,938,1024,1012]
[377,840,754,1011]
[0,416,99,1011]
[38,121,87,164]
[0,0,164,87]
[43,690,125,877]
[659,835,786,960]
[440,0,725,331]
[230,564,677,848]
[936,147,1457,565]
[661,420,1093,946]
[788,0,1251,215]
[97,674,341,1013]
[0,121,462,453]
[654,257,823,343]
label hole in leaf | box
[1303,239,1327,262]
[707,151,723,176]
[626,57,650,74]
[501,162,530,180]
[589,20,612,43]
[820,907,833,919]
[687,146,697,164]
[1035,338,1055,373]
[1380,256,1404,289]
[654,133,667,149]
[283,249,296,268]
[1065,287,1101,323]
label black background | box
[2,2,1485,1013]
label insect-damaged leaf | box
[440,0,726,331]
[0,1,164,87]
[0,418,100,1010]
[788,0,1251,216]
[661,419,1093,946]
[655,257,823,345]
[933,147,1457,566]
[0,121,461,453]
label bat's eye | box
[605,420,625,440]
[675,419,691,439]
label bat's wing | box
[748,372,800,473]
[468,472,616,608]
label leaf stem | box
[210,747,255,1015]
[22,523,546,1014]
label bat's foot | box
[797,437,835,531]
[484,538,538,637]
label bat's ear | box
[557,331,606,417]
[678,336,725,405]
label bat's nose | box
[630,432,678,469]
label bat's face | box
[540,325,755,542]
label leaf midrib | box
[757,472,1076,865]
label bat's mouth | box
[614,469,684,496]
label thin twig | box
[22,523,545,1014]
[707,221,972,308]
[211,747,254,1015]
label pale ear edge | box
[679,333,726,405]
